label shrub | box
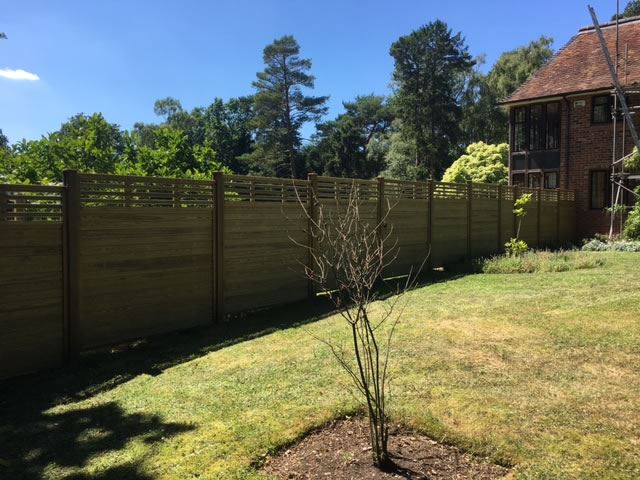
[505,238,528,256]
[623,186,640,240]
[442,142,509,184]
[582,238,640,252]
[480,250,605,274]
[625,146,640,172]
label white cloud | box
[0,68,40,81]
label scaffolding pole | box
[589,5,640,236]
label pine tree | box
[390,21,474,179]
[250,35,328,177]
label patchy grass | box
[480,250,606,274]
[1,252,639,479]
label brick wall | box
[510,92,639,239]
[563,93,638,238]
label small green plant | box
[504,238,529,256]
[505,193,533,256]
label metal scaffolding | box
[589,3,640,237]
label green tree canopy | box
[248,35,328,178]
[390,20,474,179]
[0,112,229,184]
[613,0,640,20]
[487,36,554,102]
[460,37,554,145]
[306,95,394,178]
[0,129,8,150]
[442,142,509,184]
[381,124,418,181]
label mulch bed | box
[261,417,509,479]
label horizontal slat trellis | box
[0,172,577,379]
[0,184,64,222]
[78,173,214,208]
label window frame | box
[544,171,559,189]
[513,106,528,153]
[590,170,611,210]
[591,95,613,124]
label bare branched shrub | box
[291,180,427,468]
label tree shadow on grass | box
[0,263,472,479]
[1,263,472,406]
[0,401,193,480]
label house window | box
[529,104,545,151]
[590,170,611,209]
[511,102,560,152]
[513,107,527,152]
[546,103,560,149]
[544,172,558,189]
[592,95,612,124]
[512,173,525,186]
[528,172,542,188]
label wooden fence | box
[0,172,576,379]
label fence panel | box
[540,190,559,247]
[500,187,516,247]
[223,175,308,313]
[76,174,214,349]
[431,182,468,266]
[559,191,577,245]
[0,185,65,379]
[518,188,539,247]
[471,184,500,257]
[383,179,429,277]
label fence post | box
[513,185,519,238]
[307,173,318,299]
[214,172,225,322]
[497,184,502,252]
[124,177,132,208]
[466,181,472,259]
[0,184,7,222]
[376,177,385,227]
[63,170,81,359]
[427,179,434,269]
[556,190,561,246]
[536,187,542,248]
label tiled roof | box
[503,16,640,104]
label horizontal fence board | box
[224,201,307,313]
[78,206,213,350]
[0,221,64,379]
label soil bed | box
[261,417,509,479]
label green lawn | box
[1,252,639,480]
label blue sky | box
[0,0,622,144]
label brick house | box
[501,16,640,238]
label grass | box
[479,250,606,274]
[1,252,639,479]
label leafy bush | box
[442,142,509,184]
[623,186,640,240]
[625,146,640,172]
[505,238,528,256]
[582,238,640,252]
[480,250,605,274]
